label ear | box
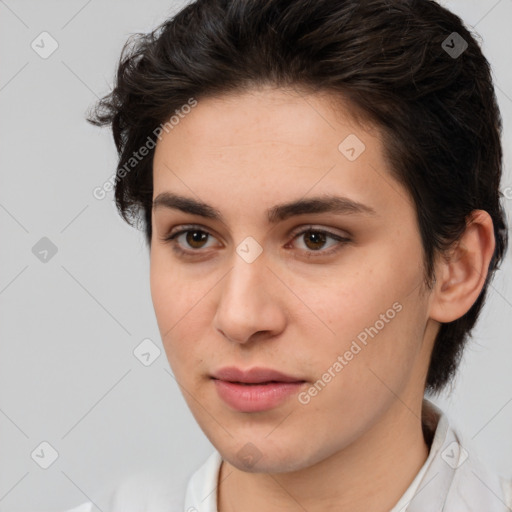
[429,210,496,323]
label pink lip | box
[211,366,307,412]
[211,366,304,384]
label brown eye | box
[162,225,219,255]
[288,227,351,258]
[184,230,209,249]
[302,231,328,251]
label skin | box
[149,86,495,512]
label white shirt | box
[66,399,512,512]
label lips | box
[211,366,305,384]
[211,366,307,412]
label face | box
[150,86,437,473]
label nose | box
[213,251,287,345]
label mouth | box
[210,366,307,412]
[210,365,305,384]
[216,380,300,385]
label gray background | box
[0,0,511,510]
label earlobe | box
[429,210,496,323]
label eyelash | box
[161,224,351,259]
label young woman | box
[69,0,511,510]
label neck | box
[218,398,431,512]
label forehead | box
[154,87,372,158]
[152,87,411,219]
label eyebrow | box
[152,192,377,223]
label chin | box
[219,438,322,474]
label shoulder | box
[499,474,512,510]
[419,399,511,511]
[443,431,512,511]
[62,470,185,512]
[62,504,94,512]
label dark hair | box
[88,0,508,394]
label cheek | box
[150,257,188,352]
[304,263,400,341]
[149,249,200,326]
[307,245,426,376]
[149,255,214,373]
